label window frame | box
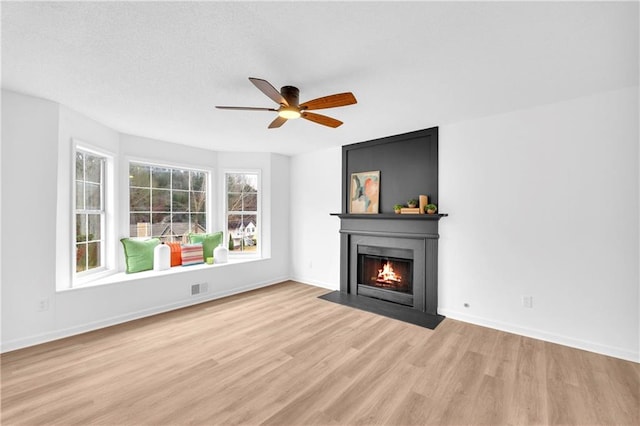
[223,169,262,258]
[72,143,114,286]
[126,158,213,242]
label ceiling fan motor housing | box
[280,86,300,107]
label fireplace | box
[358,246,413,306]
[321,215,444,328]
[320,127,445,329]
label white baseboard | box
[1,277,287,353]
[439,308,639,363]
[289,276,339,291]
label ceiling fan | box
[216,77,357,129]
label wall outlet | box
[522,295,533,309]
[37,298,50,312]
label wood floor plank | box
[1,281,638,425]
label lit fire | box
[377,261,402,284]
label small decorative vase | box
[394,209,401,214]
[213,244,228,264]
[153,242,171,271]
[419,195,428,214]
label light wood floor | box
[2,281,638,425]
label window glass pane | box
[172,191,189,212]
[85,183,101,210]
[75,152,84,180]
[228,193,241,211]
[131,214,151,237]
[75,181,84,210]
[130,188,150,212]
[227,175,242,192]
[87,242,100,269]
[241,214,257,252]
[227,214,242,251]
[242,193,258,211]
[130,213,150,225]
[85,154,102,184]
[243,175,258,192]
[152,189,171,212]
[172,169,189,190]
[76,244,87,272]
[130,164,150,187]
[76,214,87,242]
[191,171,206,191]
[190,213,206,233]
[171,214,189,241]
[88,214,101,241]
[190,191,206,213]
[152,213,171,238]
[152,167,171,188]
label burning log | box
[376,261,402,284]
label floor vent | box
[191,283,209,296]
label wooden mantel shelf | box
[330,213,448,220]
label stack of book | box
[400,207,421,214]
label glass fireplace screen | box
[358,254,413,294]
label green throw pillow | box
[188,231,223,259]
[120,238,160,273]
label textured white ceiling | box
[2,1,638,156]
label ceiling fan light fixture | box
[278,107,301,119]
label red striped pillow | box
[181,243,204,266]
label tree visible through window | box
[226,173,258,253]
[129,162,208,241]
[75,149,105,273]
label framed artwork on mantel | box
[350,170,380,214]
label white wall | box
[438,87,638,362]
[1,91,291,351]
[290,87,639,362]
[289,147,342,289]
[2,91,60,345]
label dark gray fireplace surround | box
[320,127,446,329]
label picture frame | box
[350,171,380,214]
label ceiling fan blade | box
[216,106,278,111]
[299,92,357,111]
[268,116,288,129]
[249,77,288,106]
[301,112,343,128]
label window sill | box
[60,256,268,292]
